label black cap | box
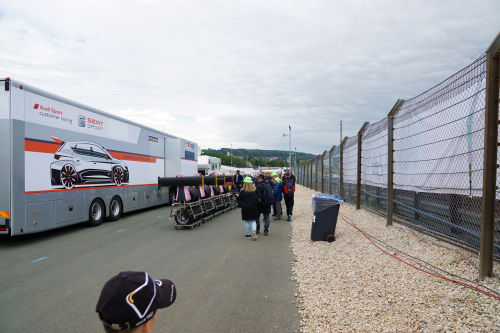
[96,271,176,331]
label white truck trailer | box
[197,155,221,175]
[0,78,198,235]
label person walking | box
[272,177,283,220]
[282,172,296,221]
[270,171,279,216]
[238,176,260,240]
[255,174,274,235]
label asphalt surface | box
[0,205,300,333]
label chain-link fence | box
[342,136,358,203]
[393,55,487,252]
[361,118,388,213]
[296,40,500,267]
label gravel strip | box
[291,185,500,333]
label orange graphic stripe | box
[0,211,9,218]
[25,183,158,194]
[109,151,157,163]
[24,139,162,163]
[25,140,61,154]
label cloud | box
[0,0,498,154]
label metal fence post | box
[357,122,369,209]
[296,163,299,184]
[480,33,500,278]
[387,99,405,226]
[339,136,347,197]
[329,146,335,195]
[321,151,326,193]
[314,156,319,191]
[309,160,313,190]
[299,162,302,185]
[304,162,309,187]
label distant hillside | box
[201,148,317,168]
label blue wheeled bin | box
[311,194,344,242]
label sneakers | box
[264,230,269,236]
[256,230,260,235]
[251,232,257,240]
[244,234,251,238]
[287,215,291,221]
[273,216,281,220]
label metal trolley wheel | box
[174,209,189,225]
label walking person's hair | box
[242,182,256,192]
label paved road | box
[0,206,300,333]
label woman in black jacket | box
[238,177,260,240]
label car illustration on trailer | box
[50,141,129,189]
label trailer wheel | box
[61,164,78,189]
[109,196,123,221]
[89,199,105,227]
[112,166,124,186]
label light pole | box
[282,125,291,171]
[230,143,233,167]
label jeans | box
[284,195,294,216]
[256,213,270,231]
[244,220,257,235]
[274,201,282,219]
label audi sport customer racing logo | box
[33,103,72,124]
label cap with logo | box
[96,271,176,330]
[243,176,253,183]
[271,171,278,177]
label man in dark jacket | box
[234,170,243,190]
[255,174,273,235]
[282,172,296,221]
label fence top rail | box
[387,99,405,117]
[487,32,500,54]
[395,55,487,122]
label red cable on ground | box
[339,213,500,301]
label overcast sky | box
[1,0,498,154]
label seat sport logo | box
[78,114,104,131]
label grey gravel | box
[291,185,500,333]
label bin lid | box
[312,193,345,202]
[312,194,344,212]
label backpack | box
[283,178,295,196]
[263,183,274,205]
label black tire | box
[112,166,125,186]
[326,233,335,242]
[175,210,188,225]
[108,196,123,221]
[169,189,176,204]
[88,199,105,227]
